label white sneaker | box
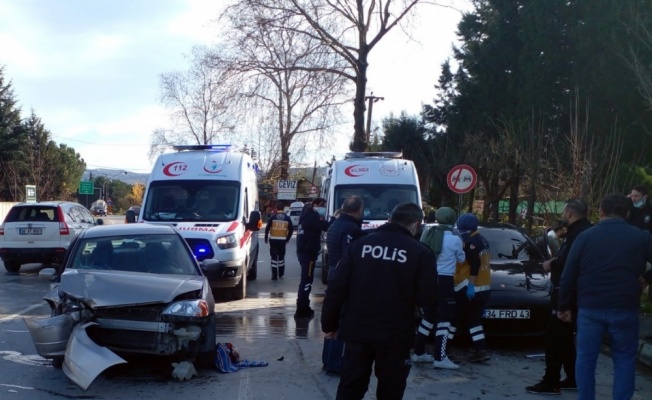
[433,357,460,369]
[410,353,434,363]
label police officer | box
[322,203,438,400]
[264,201,293,280]
[295,197,330,319]
[626,185,652,234]
[326,195,365,280]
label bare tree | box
[625,10,652,109]
[224,0,432,152]
[149,46,241,159]
[219,3,350,179]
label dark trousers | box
[452,288,490,350]
[269,240,286,278]
[296,252,316,310]
[337,341,412,400]
[433,275,456,360]
[543,311,576,384]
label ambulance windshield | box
[142,180,240,222]
[333,184,419,220]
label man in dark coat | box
[295,197,329,318]
[526,198,592,395]
[326,195,365,280]
[322,203,438,399]
[626,184,652,234]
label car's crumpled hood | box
[58,270,205,308]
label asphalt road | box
[1,218,651,399]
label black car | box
[477,223,552,337]
[24,223,217,390]
[422,222,552,337]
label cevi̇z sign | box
[447,165,477,194]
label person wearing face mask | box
[450,213,492,364]
[321,203,438,399]
[295,197,331,319]
[626,185,652,234]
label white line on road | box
[0,303,46,324]
[0,383,34,390]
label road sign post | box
[447,165,477,216]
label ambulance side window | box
[244,189,249,218]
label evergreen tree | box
[0,66,27,201]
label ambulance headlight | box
[217,234,237,249]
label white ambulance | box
[139,145,262,300]
[319,151,423,283]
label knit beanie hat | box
[435,207,457,226]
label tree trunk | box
[351,51,368,152]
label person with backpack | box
[413,207,465,369]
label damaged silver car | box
[24,223,217,390]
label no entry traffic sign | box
[447,164,477,194]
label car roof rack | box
[172,144,234,152]
[344,151,403,159]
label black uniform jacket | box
[627,202,652,234]
[321,223,438,346]
[296,206,330,258]
[326,213,364,269]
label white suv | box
[0,202,97,273]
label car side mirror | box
[95,218,104,225]
[245,211,262,231]
[39,267,57,281]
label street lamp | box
[99,171,127,201]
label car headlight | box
[163,300,209,317]
[216,233,237,249]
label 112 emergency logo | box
[344,165,369,177]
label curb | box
[639,339,652,368]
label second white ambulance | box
[139,145,261,300]
[319,151,423,283]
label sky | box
[0,0,469,173]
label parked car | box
[124,205,141,223]
[422,222,552,337]
[23,223,217,390]
[0,201,98,273]
[90,199,108,216]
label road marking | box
[0,383,34,390]
[0,303,45,324]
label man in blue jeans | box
[558,193,652,400]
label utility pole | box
[365,92,384,150]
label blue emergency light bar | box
[173,144,233,152]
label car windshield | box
[479,227,541,261]
[333,184,418,220]
[69,234,199,275]
[142,180,240,222]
